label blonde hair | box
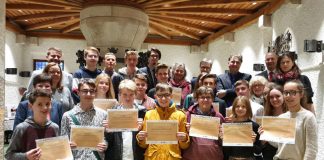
[84,46,100,57]
[119,79,136,92]
[124,50,138,59]
[95,74,115,99]
[249,76,268,96]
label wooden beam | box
[26,31,85,40]
[147,8,253,16]
[26,17,73,31]
[148,13,232,26]
[61,21,80,33]
[6,4,80,12]
[18,0,81,9]
[144,36,201,46]
[143,0,190,8]
[5,19,26,34]
[202,0,285,44]
[14,12,79,21]
[146,0,271,10]
[49,0,82,7]
[149,23,171,39]
[150,19,201,40]
[140,0,163,5]
[150,16,214,34]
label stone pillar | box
[0,0,5,159]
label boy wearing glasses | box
[137,83,190,159]
[61,79,107,159]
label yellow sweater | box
[137,103,190,160]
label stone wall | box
[0,0,6,159]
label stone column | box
[0,0,5,159]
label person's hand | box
[252,132,257,143]
[26,147,41,160]
[102,120,108,128]
[216,90,227,99]
[225,116,233,122]
[185,122,190,132]
[137,118,143,131]
[177,132,187,142]
[137,131,147,141]
[96,142,107,153]
[258,126,264,135]
[70,141,77,149]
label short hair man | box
[25,47,73,96]
[14,74,63,129]
[134,74,156,110]
[257,52,278,82]
[190,58,213,90]
[139,48,162,92]
[118,50,143,80]
[103,52,124,96]
[147,63,169,98]
[216,54,252,106]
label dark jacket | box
[105,104,147,160]
[139,66,156,92]
[217,72,252,106]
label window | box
[33,59,64,71]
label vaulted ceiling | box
[5,0,284,45]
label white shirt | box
[122,132,134,160]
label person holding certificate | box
[6,90,60,160]
[182,86,225,160]
[61,79,108,160]
[95,73,116,99]
[104,79,147,160]
[223,96,262,160]
[137,83,190,160]
[260,80,317,160]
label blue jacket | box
[13,100,63,130]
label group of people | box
[5,46,317,160]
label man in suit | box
[139,48,161,92]
[190,58,213,91]
[257,52,278,82]
[216,54,252,106]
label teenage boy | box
[5,90,59,160]
[61,79,107,159]
[134,74,156,110]
[105,79,146,160]
[118,50,143,80]
[137,83,190,159]
[103,52,123,95]
[14,74,63,129]
[147,63,169,98]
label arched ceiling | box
[5,0,284,45]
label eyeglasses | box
[283,90,301,96]
[80,89,96,95]
[156,94,171,99]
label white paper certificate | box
[223,122,253,146]
[70,126,104,149]
[36,136,73,160]
[94,99,118,111]
[212,102,219,113]
[146,120,178,144]
[260,116,296,144]
[189,114,220,140]
[172,87,182,105]
[107,109,138,132]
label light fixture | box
[18,10,23,12]
[252,2,257,5]
[24,20,28,22]
[201,21,205,24]
[199,31,203,34]
[228,14,232,17]
[48,26,52,28]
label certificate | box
[172,87,182,105]
[260,116,296,144]
[223,123,253,146]
[146,120,178,144]
[36,136,73,160]
[255,116,263,125]
[94,99,118,111]
[189,114,220,140]
[226,108,232,117]
[212,102,219,113]
[70,126,104,149]
[107,109,138,132]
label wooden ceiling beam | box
[6,4,80,12]
[140,0,163,5]
[148,13,232,26]
[150,16,214,34]
[202,0,285,43]
[150,19,201,40]
[146,0,271,10]
[143,0,190,8]
[26,31,85,40]
[144,36,201,46]
[26,17,74,31]
[17,0,81,9]
[149,23,171,39]
[61,21,80,33]
[147,8,253,16]
[49,0,82,7]
[14,12,79,21]
[6,19,26,34]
